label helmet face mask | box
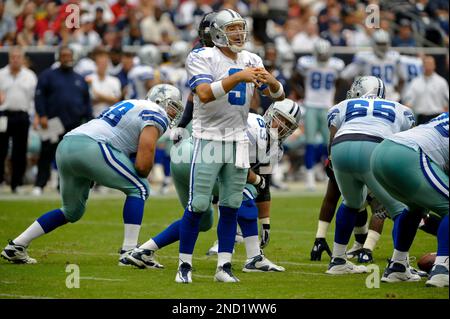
[210,10,249,53]
[263,99,301,142]
[145,84,184,128]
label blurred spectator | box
[403,55,449,124]
[291,20,320,53]
[82,0,114,24]
[114,50,135,99]
[0,0,16,45]
[93,7,108,38]
[14,0,35,33]
[0,46,37,193]
[317,0,341,33]
[16,14,42,46]
[321,17,346,46]
[111,0,134,24]
[36,1,61,45]
[73,14,102,50]
[140,5,178,44]
[85,47,121,117]
[121,7,145,45]
[392,19,417,47]
[32,46,92,196]
[4,0,25,18]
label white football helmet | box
[264,98,302,141]
[146,84,184,128]
[372,30,390,59]
[169,41,191,66]
[313,39,332,63]
[138,45,161,67]
[346,76,386,99]
[210,9,249,53]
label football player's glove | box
[253,175,266,194]
[260,223,270,249]
[310,238,332,261]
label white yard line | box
[0,293,54,299]
[79,276,126,282]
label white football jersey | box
[186,46,265,141]
[389,112,449,171]
[328,97,415,139]
[341,50,401,101]
[159,63,190,105]
[398,55,423,100]
[246,113,283,173]
[67,99,168,156]
[127,65,155,99]
[296,56,345,108]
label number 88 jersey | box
[327,97,415,140]
[186,46,266,142]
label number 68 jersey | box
[327,97,415,139]
[67,99,169,156]
[186,46,266,142]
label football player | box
[174,9,285,283]
[1,85,184,265]
[293,39,345,190]
[126,99,301,274]
[341,30,403,102]
[325,76,415,275]
[372,112,448,287]
[398,52,423,102]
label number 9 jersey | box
[327,97,415,139]
[66,99,169,156]
[186,46,267,142]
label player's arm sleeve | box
[327,103,343,129]
[177,94,194,128]
[186,52,214,92]
[401,105,416,129]
[340,54,363,80]
[139,109,169,137]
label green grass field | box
[0,194,448,299]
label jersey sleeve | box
[340,53,364,80]
[296,56,309,76]
[186,50,214,91]
[138,66,154,81]
[138,109,169,136]
[327,102,345,129]
[399,104,416,130]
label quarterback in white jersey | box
[176,9,285,284]
[371,112,448,286]
[341,30,402,101]
[398,55,423,101]
[325,76,414,276]
[1,85,184,266]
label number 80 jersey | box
[186,46,266,142]
[327,97,415,139]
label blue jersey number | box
[310,72,334,90]
[406,64,420,83]
[431,113,449,137]
[256,117,267,140]
[100,101,134,127]
[345,99,396,123]
[228,68,246,106]
[371,65,394,84]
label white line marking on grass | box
[192,274,214,279]
[0,281,16,284]
[80,277,126,282]
[0,293,54,299]
[289,271,329,276]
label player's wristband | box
[260,217,270,225]
[269,82,284,98]
[211,80,226,99]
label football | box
[417,252,437,273]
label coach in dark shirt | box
[32,46,92,195]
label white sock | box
[244,235,260,259]
[122,224,141,251]
[354,223,368,235]
[435,256,449,268]
[332,242,347,259]
[306,169,315,186]
[363,230,380,251]
[139,238,159,251]
[392,249,408,263]
[179,253,192,266]
[14,221,45,247]
[218,252,232,267]
[316,220,329,238]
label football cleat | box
[175,262,193,283]
[206,240,219,256]
[425,265,449,287]
[346,242,363,259]
[410,266,428,278]
[357,248,373,263]
[326,257,368,275]
[1,240,37,264]
[242,254,285,272]
[214,262,240,282]
[381,259,421,283]
[310,238,332,261]
[125,248,164,269]
[118,249,134,266]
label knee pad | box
[220,192,243,209]
[191,195,212,213]
[199,208,214,232]
[237,199,258,220]
[62,205,85,223]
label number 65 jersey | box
[66,99,169,156]
[186,46,266,142]
[327,97,415,139]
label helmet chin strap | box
[230,45,243,53]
